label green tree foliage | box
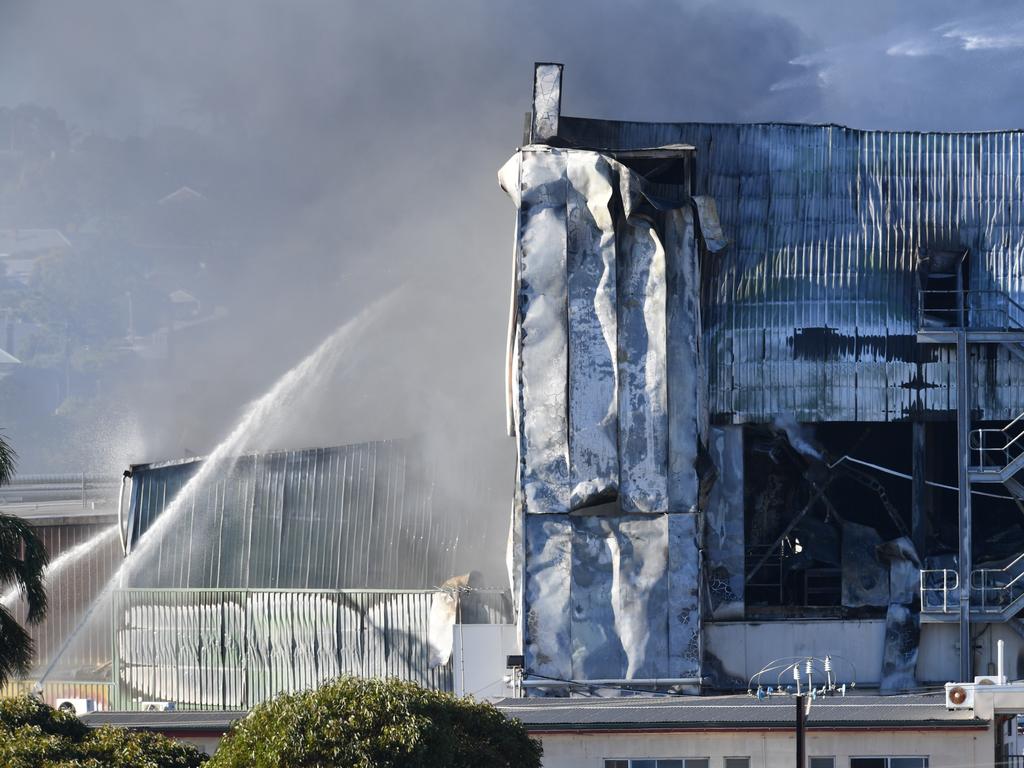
[208,677,542,768]
[0,434,50,686]
[0,695,208,768]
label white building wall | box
[533,728,992,768]
[706,619,1024,689]
[706,620,886,686]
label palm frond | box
[0,605,35,685]
[0,514,49,624]
[0,431,16,487]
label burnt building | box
[503,63,1024,694]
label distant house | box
[0,228,71,284]
[168,289,201,321]
[157,186,205,206]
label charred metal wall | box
[705,426,744,621]
[558,119,1024,423]
[502,145,703,687]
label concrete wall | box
[705,619,1024,688]
[706,620,886,686]
[918,622,1024,685]
[533,728,992,768]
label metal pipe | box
[4,473,116,486]
[116,473,129,556]
[796,694,806,768]
[999,639,1005,682]
[956,329,973,683]
[521,677,702,687]
[828,454,1015,501]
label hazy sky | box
[2,0,1024,565]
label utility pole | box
[795,693,806,768]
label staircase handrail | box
[920,568,959,613]
[972,568,1024,614]
[975,550,1024,578]
[918,288,1024,330]
[995,289,1024,328]
[970,410,1024,469]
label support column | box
[531,63,563,143]
[911,421,929,557]
[956,330,973,682]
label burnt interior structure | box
[504,63,1024,696]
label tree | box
[0,434,50,687]
[208,677,543,768]
[0,695,208,767]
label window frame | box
[601,759,712,768]
[849,757,929,768]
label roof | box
[0,229,70,255]
[0,474,118,523]
[168,289,198,304]
[495,693,987,732]
[158,186,204,205]
[82,710,245,733]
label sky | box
[3,0,1024,579]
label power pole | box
[795,693,806,768]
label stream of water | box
[0,525,119,610]
[35,295,394,687]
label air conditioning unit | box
[140,701,176,712]
[55,698,96,715]
[945,682,975,710]
[975,675,1005,686]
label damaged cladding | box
[502,63,1024,695]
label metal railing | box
[918,288,1024,331]
[970,410,1024,474]
[973,553,1024,614]
[921,557,1024,616]
[920,569,959,613]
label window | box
[850,758,928,768]
[604,761,708,768]
[810,759,835,768]
[725,759,750,768]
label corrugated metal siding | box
[126,441,465,589]
[7,522,121,677]
[110,588,510,709]
[560,118,1024,422]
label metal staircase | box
[917,279,1024,630]
[969,413,1024,487]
